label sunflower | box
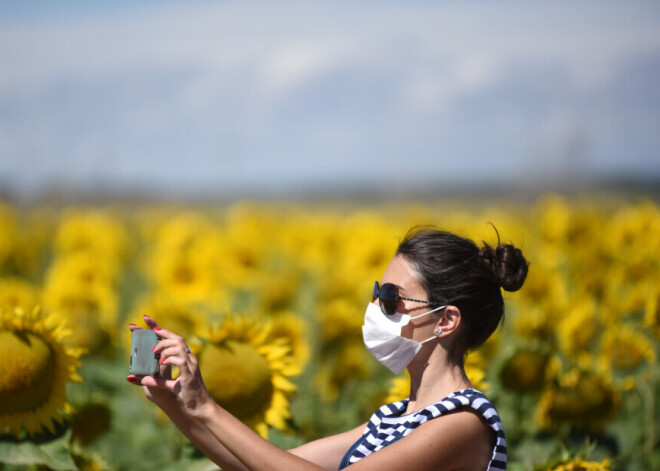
[145,213,225,305]
[499,346,550,393]
[42,272,117,354]
[46,251,120,287]
[644,287,660,338]
[266,310,311,370]
[384,374,410,404]
[195,314,300,438]
[0,277,41,314]
[557,297,598,356]
[599,325,656,377]
[53,209,129,262]
[0,202,19,271]
[513,304,554,341]
[161,254,224,304]
[0,204,50,277]
[464,350,490,392]
[315,341,374,402]
[0,307,82,438]
[215,206,275,290]
[536,368,620,432]
[315,297,373,399]
[257,271,301,313]
[542,457,611,471]
[338,212,400,285]
[68,400,112,446]
[129,293,208,342]
[318,297,363,347]
[68,443,113,471]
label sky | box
[1,1,659,201]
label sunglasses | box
[372,281,434,316]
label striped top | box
[338,389,506,470]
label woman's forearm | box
[135,321,328,471]
[194,402,325,471]
[159,401,248,471]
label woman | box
[127,226,528,470]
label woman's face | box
[379,255,438,340]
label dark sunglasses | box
[372,281,434,316]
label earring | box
[435,328,443,336]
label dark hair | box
[396,226,528,351]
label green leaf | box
[0,431,76,471]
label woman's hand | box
[127,317,176,409]
[127,315,214,419]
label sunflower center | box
[0,331,55,414]
[173,263,195,284]
[200,340,273,421]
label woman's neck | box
[405,349,471,415]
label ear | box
[436,306,461,337]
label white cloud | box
[0,0,659,198]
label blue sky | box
[1,1,659,200]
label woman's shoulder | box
[408,390,501,469]
[416,388,495,416]
[413,406,496,469]
[437,388,498,411]
[352,401,498,471]
[370,389,503,433]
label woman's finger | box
[159,349,197,380]
[129,315,162,332]
[159,351,188,368]
[158,345,192,363]
[150,326,183,342]
[142,315,161,330]
[152,337,188,354]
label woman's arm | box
[128,318,364,471]
[163,392,490,471]
[289,426,365,471]
[131,385,364,471]
[192,401,366,471]
[133,319,492,471]
[128,376,364,471]
[128,320,249,471]
[156,395,249,471]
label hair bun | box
[479,243,529,292]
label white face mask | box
[362,302,447,374]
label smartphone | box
[129,329,160,376]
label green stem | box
[637,368,656,464]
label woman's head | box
[395,226,528,352]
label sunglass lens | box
[379,283,398,315]
[372,281,380,302]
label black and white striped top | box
[338,389,506,470]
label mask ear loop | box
[409,304,447,321]
[413,305,448,344]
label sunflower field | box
[0,194,658,471]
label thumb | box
[138,374,179,392]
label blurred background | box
[0,2,659,471]
[1,0,659,202]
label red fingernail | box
[158,358,165,365]
[144,314,152,319]
[153,327,162,332]
[151,346,157,352]
[126,375,138,384]
[129,323,137,327]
